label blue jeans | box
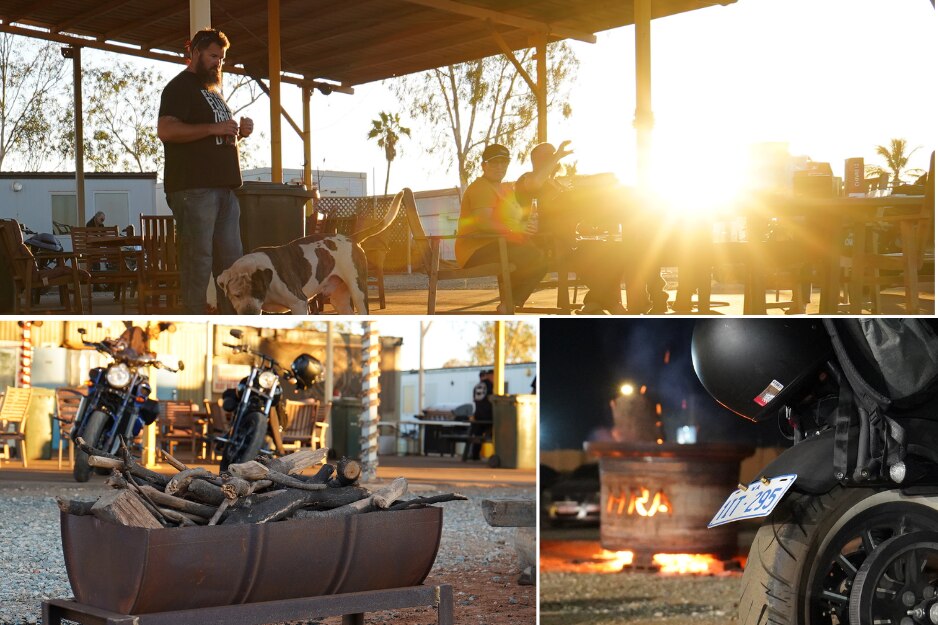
[166,188,242,314]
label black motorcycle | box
[71,328,184,482]
[693,318,938,625]
[217,329,322,471]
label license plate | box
[708,474,797,528]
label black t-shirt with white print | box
[159,70,242,193]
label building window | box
[51,193,77,228]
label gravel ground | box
[540,571,740,625]
[0,481,534,625]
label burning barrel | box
[586,441,753,565]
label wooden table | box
[739,194,926,314]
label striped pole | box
[360,321,381,482]
[18,321,32,388]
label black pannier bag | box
[823,319,938,483]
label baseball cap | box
[482,144,510,162]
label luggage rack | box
[43,584,454,625]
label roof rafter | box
[399,0,597,43]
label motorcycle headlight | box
[105,363,132,389]
[258,371,278,390]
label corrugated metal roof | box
[0,0,735,89]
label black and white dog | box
[217,190,404,315]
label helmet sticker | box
[754,380,785,407]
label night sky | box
[539,319,790,451]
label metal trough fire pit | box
[61,506,442,614]
[587,441,753,566]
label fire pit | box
[61,506,442,614]
[586,441,753,566]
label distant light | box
[620,383,635,396]
[639,385,647,395]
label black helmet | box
[691,319,834,422]
[291,353,323,390]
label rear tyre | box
[738,486,938,625]
[220,411,267,471]
[72,411,108,483]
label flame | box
[540,541,742,576]
[654,553,719,574]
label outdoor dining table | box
[735,193,927,314]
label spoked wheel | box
[739,487,938,625]
[849,531,938,625]
[804,496,938,625]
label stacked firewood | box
[56,439,466,529]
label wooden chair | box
[158,400,198,457]
[202,398,230,461]
[400,188,515,314]
[54,387,86,469]
[0,387,31,468]
[316,191,407,310]
[0,219,86,314]
[281,399,329,450]
[843,152,934,314]
[70,225,139,313]
[138,215,182,314]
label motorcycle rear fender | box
[759,418,938,495]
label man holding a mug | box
[157,28,253,314]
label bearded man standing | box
[157,28,253,314]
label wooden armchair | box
[158,400,199,457]
[281,399,329,450]
[70,225,139,313]
[54,387,86,469]
[0,219,86,314]
[400,188,515,314]
[138,215,182,313]
[0,387,31,467]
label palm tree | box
[874,138,920,188]
[367,111,411,195]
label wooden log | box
[56,497,95,516]
[157,507,199,526]
[122,472,171,527]
[264,448,328,475]
[139,485,216,518]
[373,477,408,509]
[296,478,407,520]
[228,460,271,481]
[159,448,188,472]
[105,472,128,490]
[481,498,536,528]
[230,461,327,492]
[221,476,262,500]
[387,493,469,510]
[88,455,124,470]
[225,486,370,525]
[334,457,362,486]
[185,479,226,507]
[91,489,162,529]
[208,498,230,526]
[305,464,335,484]
[165,468,216,496]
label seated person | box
[455,144,548,312]
[515,142,668,314]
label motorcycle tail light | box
[84,380,93,387]
[105,363,132,388]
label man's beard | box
[196,61,222,88]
